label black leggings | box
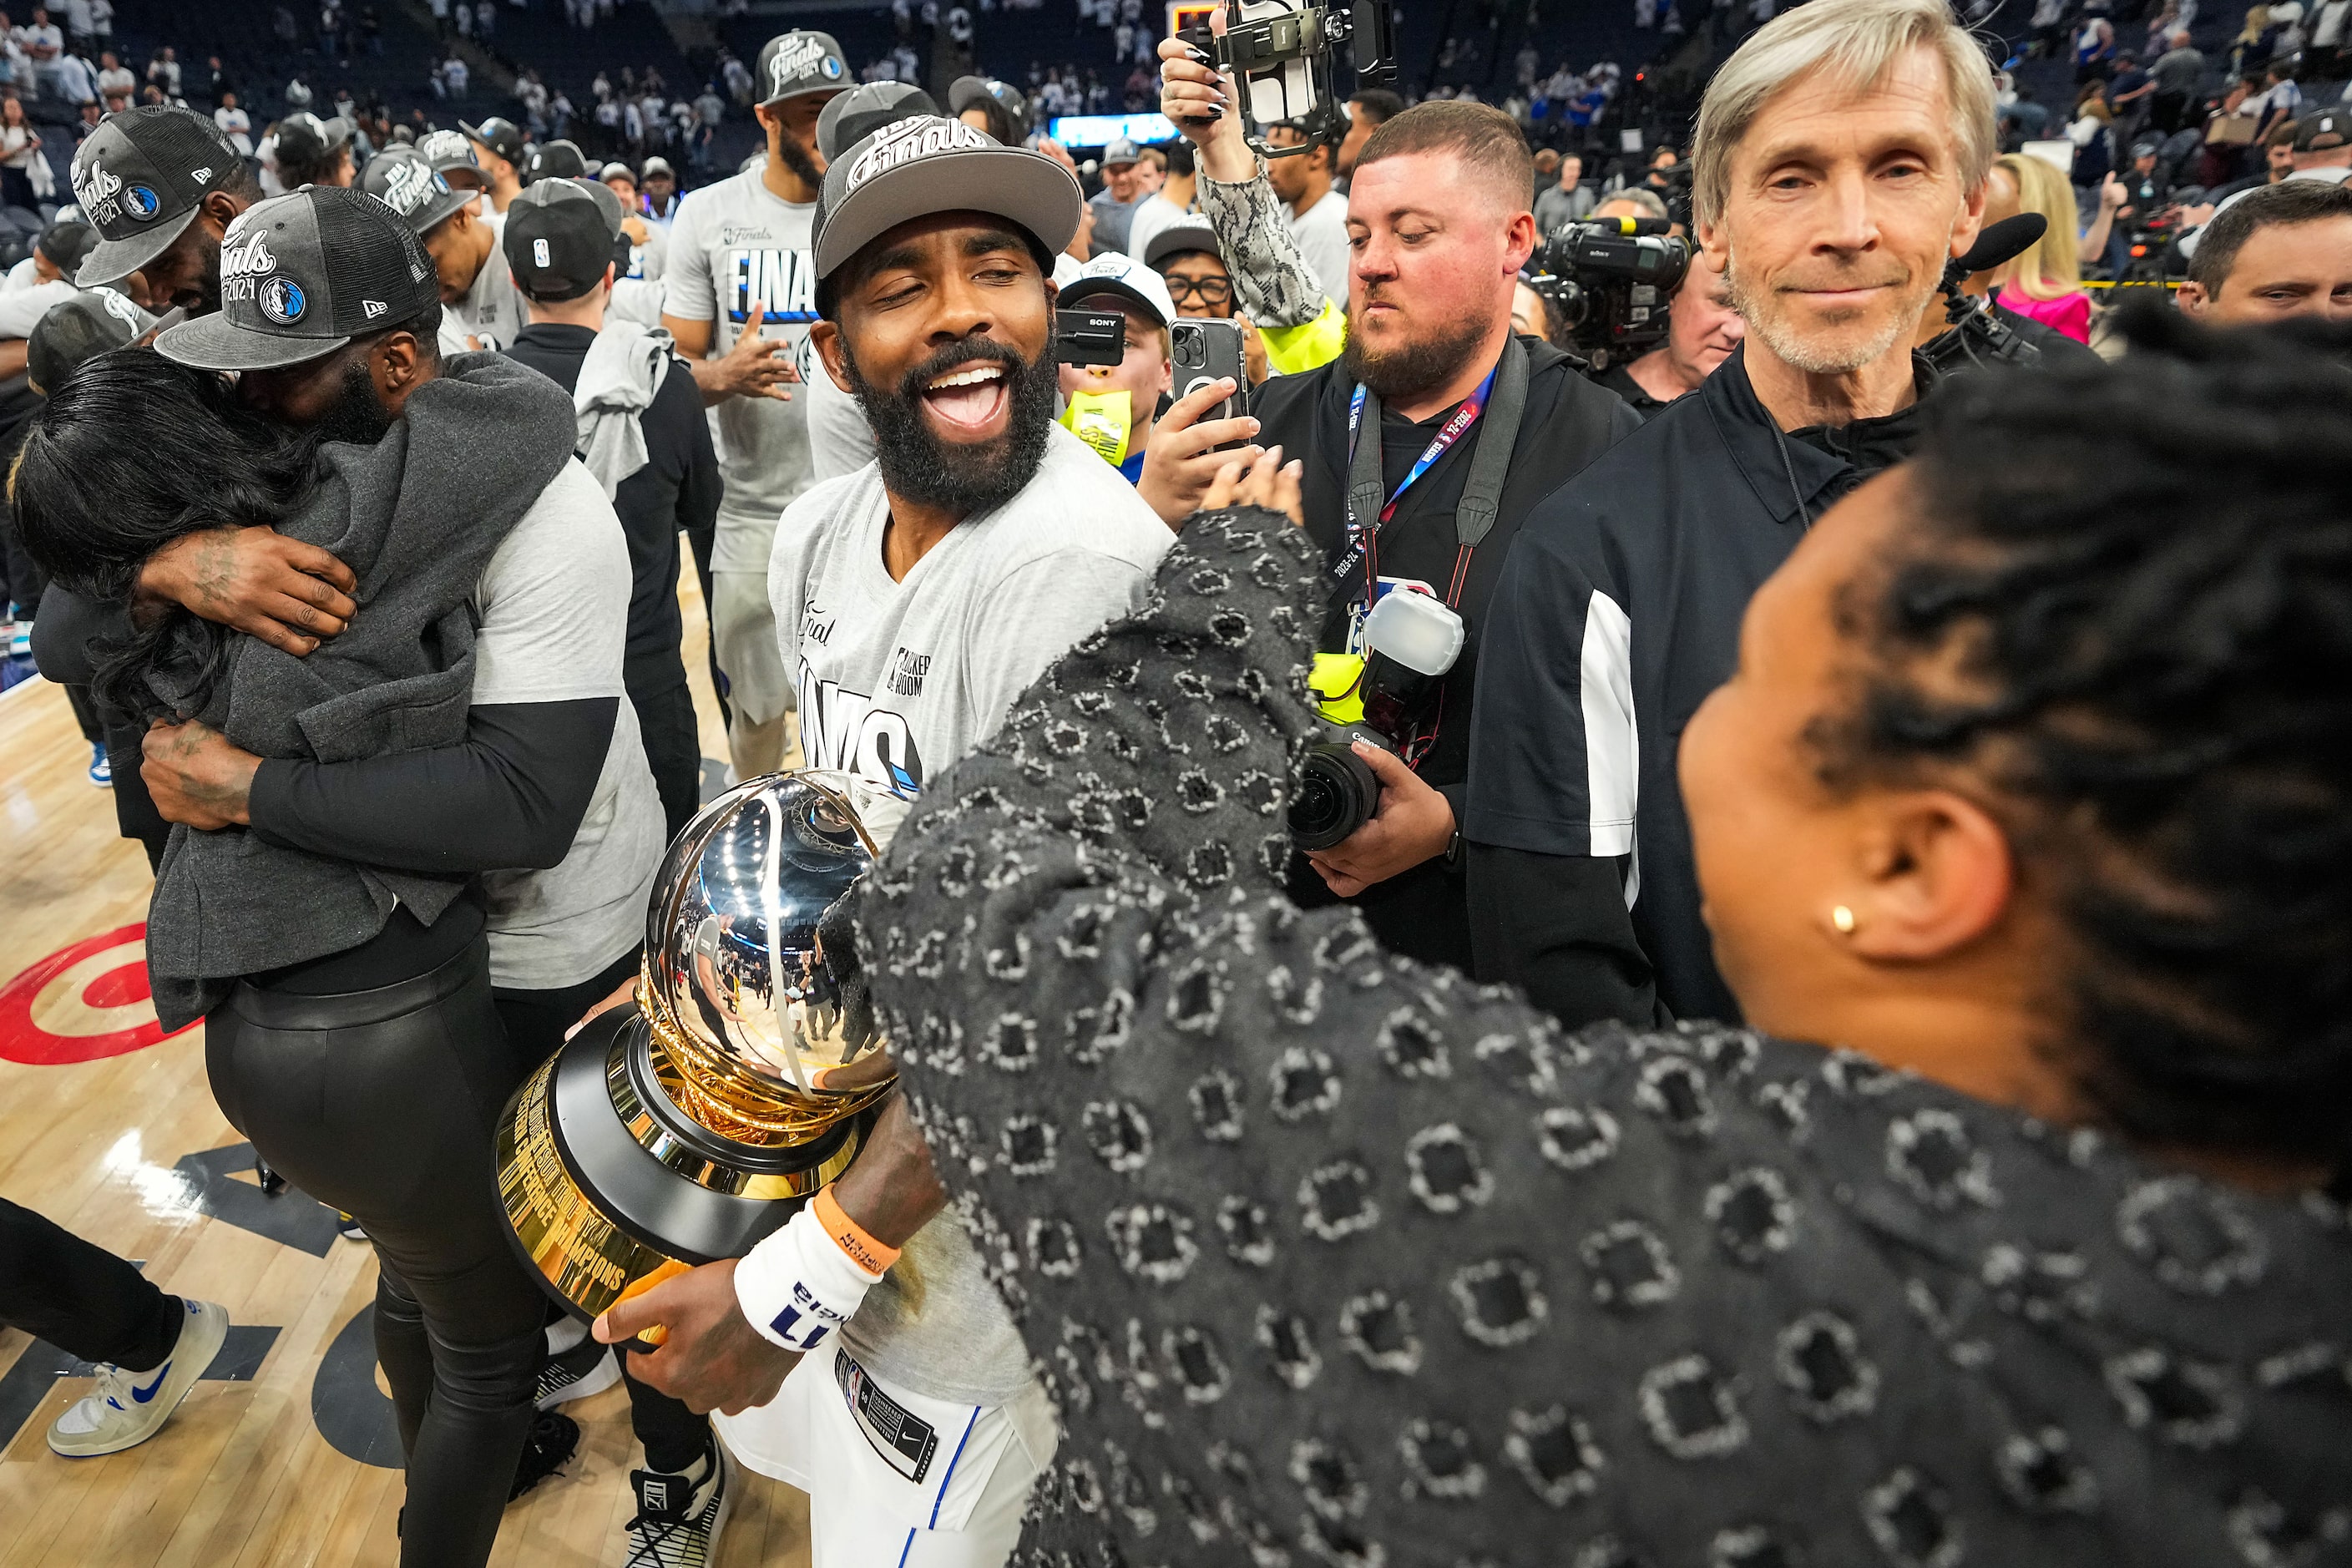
[0,1197,181,1371]
[206,936,546,1568]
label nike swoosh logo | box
[130,1363,170,1404]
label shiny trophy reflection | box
[494,771,896,1321]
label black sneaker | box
[534,1333,620,1410]
[508,1410,579,1503]
[621,1439,732,1566]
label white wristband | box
[734,1204,886,1352]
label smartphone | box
[1231,0,1323,130]
[1171,317,1248,445]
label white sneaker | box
[47,1297,230,1458]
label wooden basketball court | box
[0,571,813,1567]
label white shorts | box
[715,1347,1058,1568]
[709,568,792,726]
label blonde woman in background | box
[1992,150,2097,341]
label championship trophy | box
[494,771,898,1323]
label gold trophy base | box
[495,1008,863,1321]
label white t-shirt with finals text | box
[662,164,819,572]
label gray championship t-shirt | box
[767,422,1174,1402]
[440,228,528,356]
[473,460,668,990]
[662,164,819,574]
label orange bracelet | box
[812,1185,901,1277]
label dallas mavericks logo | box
[822,56,842,78]
[258,276,306,325]
[122,185,161,221]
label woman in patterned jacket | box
[622,320,2352,1566]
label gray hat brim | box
[75,205,200,291]
[408,185,480,234]
[817,146,1081,280]
[154,311,351,372]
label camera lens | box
[1289,741,1382,852]
[1173,326,1205,369]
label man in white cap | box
[660,29,849,782]
[597,114,1180,1568]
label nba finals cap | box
[1142,217,1222,271]
[756,30,849,106]
[812,115,1081,281]
[154,185,441,372]
[1058,251,1176,326]
[416,128,488,190]
[459,114,528,167]
[816,81,938,162]
[275,112,354,169]
[948,76,1029,139]
[359,145,475,234]
[26,287,158,394]
[70,105,243,289]
[34,219,99,276]
[524,139,589,185]
[1101,138,1141,169]
[503,180,615,301]
[2295,108,2349,153]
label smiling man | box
[601,114,1174,1568]
[1464,0,1994,1029]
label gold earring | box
[1831,905,1858,935]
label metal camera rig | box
[1183,0,1396,159]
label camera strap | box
[1335,332,1530,609]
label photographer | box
[1465,0,1990,1026]
[1166,36,1635,969]
[1590,248,1744,417]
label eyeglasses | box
[1162,275,1232,305]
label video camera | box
[1527,215,1692,368]
[1182,0,1397,160]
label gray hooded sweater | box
[144,352,576,1029]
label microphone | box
[1950,212,2049,281]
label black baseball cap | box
[948,76,1029,141]
[359,145,475,234]
[69,105,244,289]
[756,31,849,106]
[415,128,488,190]
[503,180,614,302]
[816,81,938,162]
[814,115,1081,281]
[524,139,588,185]
[276,112,353,169]
[26,288,159,395]
[1142,218,1222,271]
[154,185,441,372]
[34,219,99,275]
[2295,108,2349,153]
[460,115,527,167]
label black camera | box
[1529,215,1692,368]
[1287,589,1464,852]
[1183,0,1396,160]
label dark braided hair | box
[8,347,325,722]
[1814,307,2352,1167]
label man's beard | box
[1340,296,1495,402]
[1724,243,1933,378]
[311,354,395,446]
[772,129,824,189]
[841,333,1056,518]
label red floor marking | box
[0,923,196,1065]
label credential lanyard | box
[1329,364,1497,597]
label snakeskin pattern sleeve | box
[1198,166,1335,331]
[854,509,2352,1568]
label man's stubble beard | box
[840,334,1057,519]
[1722,240,1937,378]
[1341,294,1497,402]
[772,127,824,189]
